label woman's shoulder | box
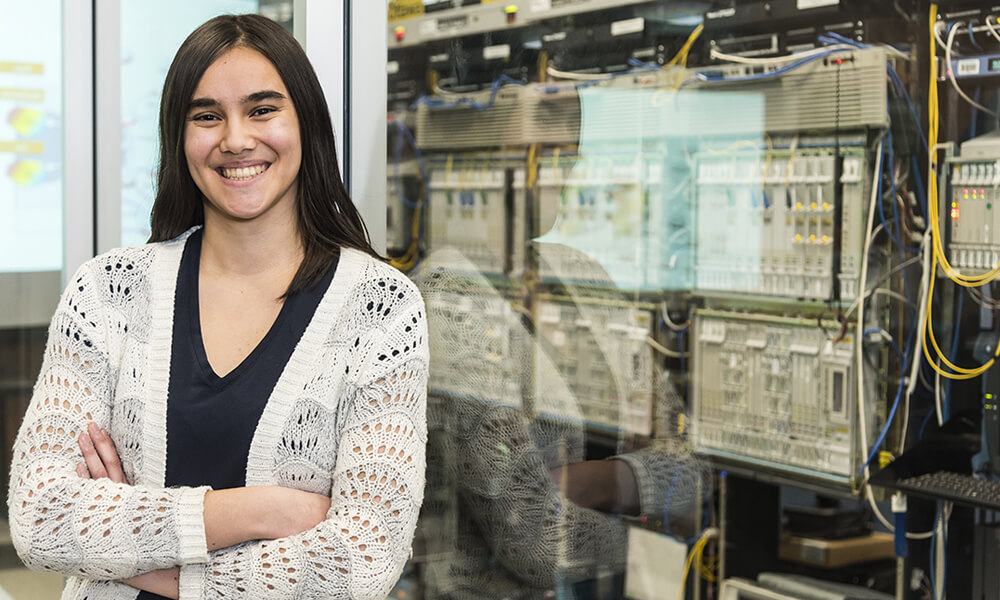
[70,228,197,306]
[339,248,421,297]
[76,228,197,276]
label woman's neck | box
[199,211,304,283]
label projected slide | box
[0,0,63,273]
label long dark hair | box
[150,14,380,294]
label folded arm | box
[8,265,210,579]
[181,302,429,600]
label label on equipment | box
[705,8,736,19]
[388,0,424,23]
[531,0,552,11]
[387,61,400,75]
[611,17,645,37]
[957,58,981,76]
[797,0,839,9]
[483,44,511,60]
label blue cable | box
[969,21,983,51]
[820,31,929,155]
[388,120,428,209]
[860,325,917,473]
[411,74,526,111]
[910,155,928,220]
[919,408,935,439]
[537,58,662,94]
[688,48,849,87]
[877,134,922,254]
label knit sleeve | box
[185,298,429,600]
[7,261,210,579]
[610,444,709,522]
[452,401,630,586]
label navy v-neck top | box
[138,230,338,600]
[164,229,338,490]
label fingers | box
[79,431,108,480]
[78,422,128,484]
[76,463,90,479]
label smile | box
[218,163,269,181]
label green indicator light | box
[988,393,994,399]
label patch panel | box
[691,310,862,482]
[533,297,654,436]
[947,158,1000,273]
[692,142,868,301]
[536,150,691,291]
[426,154,527,276]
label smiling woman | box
[7,14,427,600]
[183,48,302,227]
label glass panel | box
[119,0,294,246]
[0,0,67,596]
[384,0,929,597]
[0,0,63,273]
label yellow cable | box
[918,4,1000,378]
[922,259,1000,379]
[677,529,718,600]
[761,134,773,191]
[666,24,704,68]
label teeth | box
[221,164,267,181]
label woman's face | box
[184,46,302,226]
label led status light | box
[951,202,960,220]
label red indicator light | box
[394,26,405,41]
[952,203,960,220]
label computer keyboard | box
[889,471,1000,510]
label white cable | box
[709,44,857,65]
[945,22,999,117]
[934,504,948,600]
[853,141,933,540]
[864,484,934,539]
[988,16,1000,45]
[660,302,690,332]
[933,21,949,54]
[646,336,690,358]
[935,359,945,427]
[856,140,882,489]
[869,288,912,307]
[900,235,933,453]
[546,65,610,81]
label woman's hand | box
[77,423,180,599]
[77,421,127,483]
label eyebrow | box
[187,90,287,111]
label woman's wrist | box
[203,486,331,550]
[203,487,274,550]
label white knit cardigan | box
[7,229,429,600]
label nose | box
[219,117,255,154]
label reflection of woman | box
[415,250,706,599]
[8,15,427,600]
